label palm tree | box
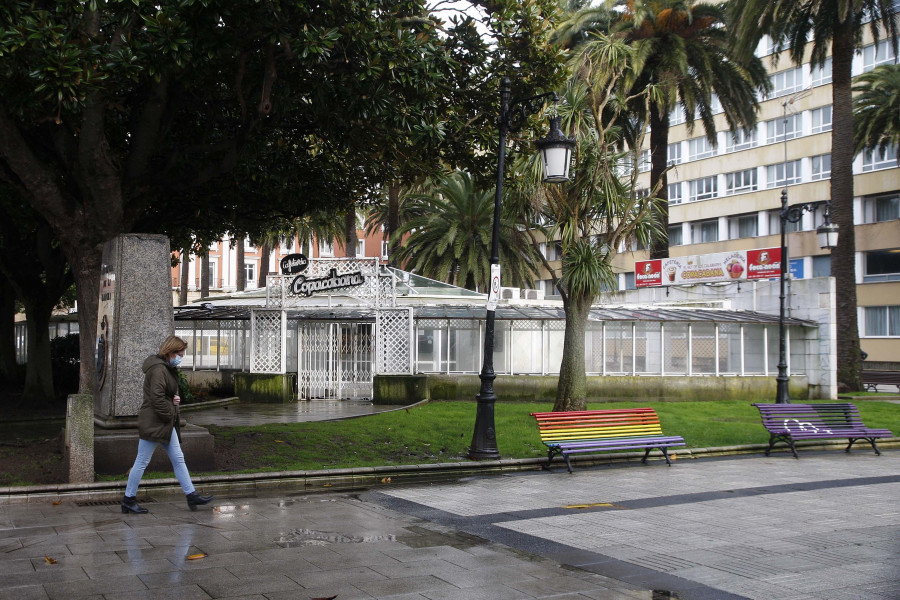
[620,0,769,259]
[510,37,663,411]
[854,64,900,155]
[392,171,540,291]
[554,0,769,260]
[729,0,898,391]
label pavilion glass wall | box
[164,317,805,378]
[175,320,251,371]
[411,318,806,377]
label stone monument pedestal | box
[94,423,215,475]
[92,234,214,477]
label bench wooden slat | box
[861,370,900,392]
[752,402,893,458]
[531,408,685,472]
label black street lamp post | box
[468,77,575,459]
[775,190,839,403]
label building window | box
[319,241,334,257]
[811,106,832,134]
[624,272,636,290]
[688,176,718,202]
[208,260,218,289]
[638,149,651,173]
[811,57,832,86]
[692,219,719,243]
[864,194,900,223]
[381,240,390,258]
[244,238,255,251]
[811,154,831,180]
[688,136,716,160]
[729,214,759,239]
[863,40,896,72]
[864,306,900,336]
[766,114,802,143]
[768,209,801,234]
[812,255,831,278]
[862,144,898,172]
[357,239,365,256]
[726,128,758,152]
[667,142,682,165]
[668,225,683,246]
[244,262,256,288]
[280,237,294,253]
[668,182,683,205]
[725,169,758,195]
[864,249,900,282]
[669,106,686,126]
[767,160,802,188]
[769,66,803,98]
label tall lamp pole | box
[468,78,575,459]
[775,192,839,403]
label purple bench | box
[752,403,893,458]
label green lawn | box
[175,399,899,477]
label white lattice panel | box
[377,308,413,374]
[250,309,286,373]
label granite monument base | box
[93,423,215,476]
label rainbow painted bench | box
[753,403,893,458]
[530,408,686,473]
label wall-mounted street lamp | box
[775,190,839,404]
[468,78,576,460]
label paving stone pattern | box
[0,452,898,599]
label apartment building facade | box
[585,31,900,364]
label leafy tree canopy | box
[0,0,566,389]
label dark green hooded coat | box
[138,354,179,443]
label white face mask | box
[170,354,183,367]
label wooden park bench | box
[530,408,686,473]
[752,402,893,458]
[861,370,900,392]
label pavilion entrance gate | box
[297,320,374,400]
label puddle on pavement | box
[396,525,486,550]
[276,529,396,547]
[652,591,680,599]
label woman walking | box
[122,335,213,514]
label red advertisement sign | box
[634,247,782,287]
[635,260,662,287]
[746,247,782,280]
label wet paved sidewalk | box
[1,451,898,599]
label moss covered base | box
[234,373,297,403]
[376,373,808,404]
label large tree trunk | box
[0,283,19,385]
[553,293,592,411]
[179,249,190,305]
[200,253,210,299]
[20,299,55,405]
[648,105,670,260]
[344,209,358,258]
[259,242,271,284]
[830,21,862,391]
[235,238,246,291]
[387,183,400,266]
[68,243,104,394]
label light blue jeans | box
[125,429,195,497]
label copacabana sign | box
[636,247,782,287]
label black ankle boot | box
[186,491,213,511]
[121,496,148,514]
